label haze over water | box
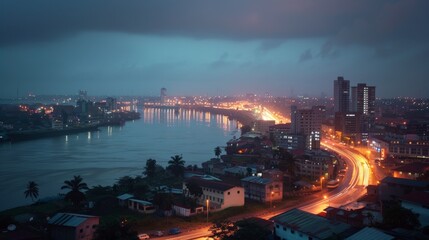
[0,108,239,211]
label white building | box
[128,199,156,214]
[184,178,244,211]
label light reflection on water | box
[0,108,239,211]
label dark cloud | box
[210,53,230,69]
[299,49,313,62]
[2,0,428,49]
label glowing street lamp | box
[206,199,209,223]
[320,176,325,190]
[270,191,274,209]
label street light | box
[270,191,274,209]
[320,176,325,190]
[206,199,209,223]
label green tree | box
[186,180,203,198]
[229,219,271,240]
[116,176,135,193]
[94,217,137,240]
[214,146,222,158]
[24,181,39,202]
[144,158,157,179]
[61,175,89,207]
[167,154,185,178]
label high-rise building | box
[351,83,376,117]
[160,88,167,104]
[291,105,326,150]
[333,76,350,113]
[78,90,87,100]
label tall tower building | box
[351,83,376,117]
[160,88,167,104]
[333,76,350,113]
[290,105,326,150]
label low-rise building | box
[295,150,336,181]
[272,208,354,240]
[345,227,395,240]
[48,213,99,240]
[172,202,204,217]
[128,199,156,214]
[392,162,429,180]
[378,176,429,201]
[116,193,134,207]
[184,178,244,211]
[241,176,283,203]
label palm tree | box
[144,158,157,179]
[214,146,222,158]
[167,154,185,178]
[24,181,39,202]
[61,175,89,206]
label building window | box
[228,192,230,195]
[276,224,279,228]
[237,191,240,194]
[291,229,295,234]
[283,227,286,231]
[80,229,83,233]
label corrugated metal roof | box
[345,227,394,240]
[272,208,352,239]
[117,193,134,200]
[48,213,96,227]
[241,176,273,185]
[129,199,153,205]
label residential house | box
[128,199,156,214]
[116,193,134,207]
[48,213,99,240]
[184,178,244,211]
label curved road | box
[159,140,373,239]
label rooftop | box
[271,208,353,239]
[117,193,134,200]
[188,177,239,192]
[393,162,429,174]
[345,227,394,240]
[380,176,429,188]
[48,213,98,227]
[241,176,273,185]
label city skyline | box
[1,1,429,98]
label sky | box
[1,0,429,98]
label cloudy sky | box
[1,0,428,98]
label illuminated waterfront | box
[0,108,240,211]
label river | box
[0,108,240,211]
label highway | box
[299,140,371,213]
[157,139,373,239]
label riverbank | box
[145,105,256,126]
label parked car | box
[138,233,150,239]
[169,228,181,235]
